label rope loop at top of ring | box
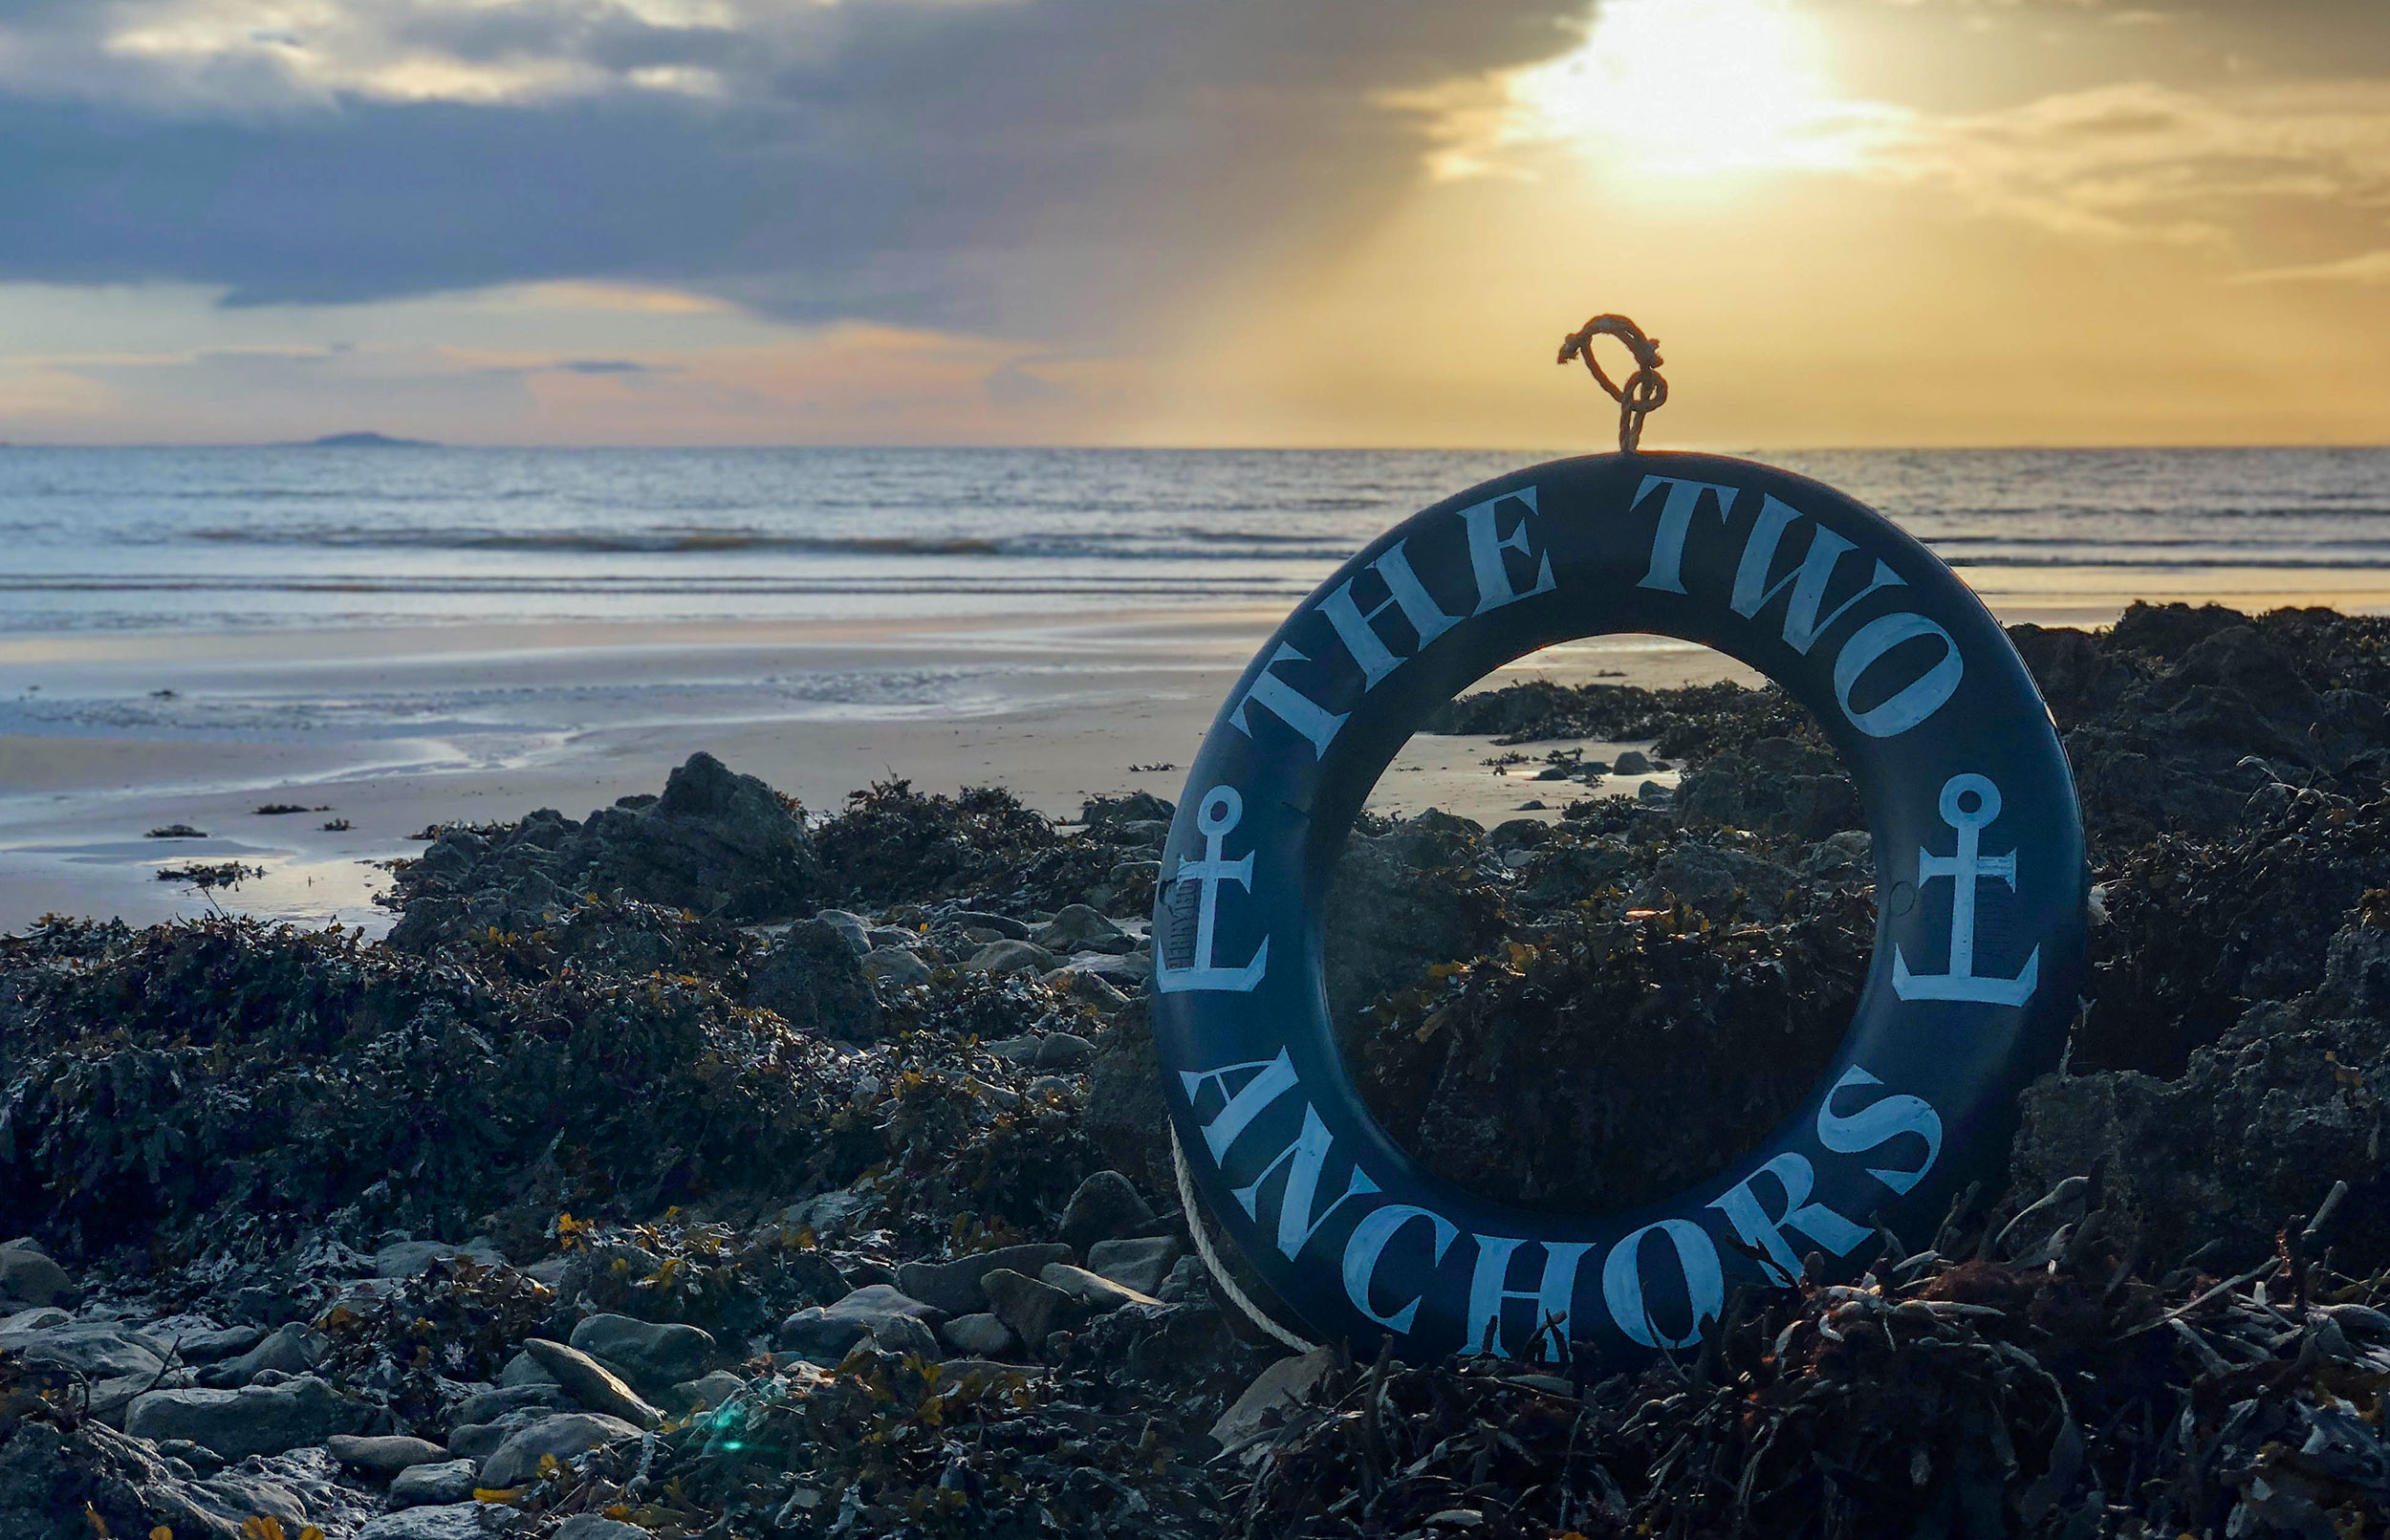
[1558,314,1668,453]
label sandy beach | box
[0,606,1766,934]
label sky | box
[2,0,2388,447]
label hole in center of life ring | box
[1319,634,1878,1213]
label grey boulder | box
[895,1246,1071,1315]
[568,1313,715,1394]
[776,1286,945,1364]
[389,1458,480,1508]
[477,1411,644,1489]
[199,1321,326,1387]
[938,1313,1017,1356]
[328,1433,447,1479]
[966,939,1054,975]
[862,946,933,987]
[981,1269,1082,1349]
[667,1370,747,1413]
[521,1337,663,1430]
[0,1240,72,1306]
[1057,1170,1155,1255]
[124,1374,373,1461]
[1087,1235,1184,1296]
[372,1239,507,1278]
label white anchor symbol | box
[1155,785,1270,994]
[1891,772,2040,1007]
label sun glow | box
[1508,0,1896,177]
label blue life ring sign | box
[1151,452,2086,1362]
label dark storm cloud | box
[0,0,1587,339]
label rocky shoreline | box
[1,600,2387,1537]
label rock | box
[1209,1346,1339,1451]
[521,1337,663,1430]
[0,1305,67,1333]
[1087,1235,1184,1296]
[177,1324,266,1364]
[862,945,932,986]
[456,1384,565,1429]
[358,1502,490,1538]
[1084,1002,1171,1194]
[388,1458,478,1508]
[1636,779,1672,806]
[372,1239,506,1278]
[1047,967,1131,1010]
[499,1348,559,1387]
[1634,841,1798,922]
[198,1320,326,1387]
[813,908,873,955]
[0,1319,168,1380]
[1032,904,1131,954]
[980,1268,1082,1347]
[124,1374,372,1461]
[568,1313,715,1395]
[666,1370,746,1412]
[967,939,1054,974]
[1676,736,1860,839]
[327,1433,447,1479]
[0,1241,72,1305]
[447,1412,542,1463]
[1611,748,1653,775]
[389,751,831,952]
[896,1246,1072,1314]
[476,1411,644,1489]
[776,1284,947,1363]
[1033,1032,1094,1068]
[1057,1170,1156,1255]
[1038,1262,1160,1312]
[939,1312,1017,1356]
[555,1514,651,1540]
[743,919,885,1040]
[950,910,1031,940]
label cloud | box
[2235,249,2390,285]
[0,0,1591,347]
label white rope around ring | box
[1169,1121,1318,1355]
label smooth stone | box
[948,910,1029,940]
[447,1411,541,1463]
[979,1269,1081,1348]
[388,1458,479,1508]
[1210,1347,1339,1451]
[938,1312,1017,1356]
[357,1503,489,1539]
[199,1320,326,1387]
[372,1239,506,1278]
[499,1348,559,1387]
[0,1306,69,1333]
[1038,1262,1159,1312]
[1637,779,1672,806]
[1155,1253,1204,1304]
[1611,748,1653,775]
[568,1313,715,1394]
[178,1324,267,1363]
[967,939,1054,975]
[521,1337,663,1430]
[1057,1171,1154,1255]
[450,1382,567,1426]
[555,1515,651,1540]
[0,1320,165,1379]
[813,908,873,955]
[1045,968,1131,1010]
[0,1242,72,1306]
[1086,1235,1184,1297]
[862,946,932,986]
[667,1370,747,1413]
[477,1411,644,1489]
[895,1246,1072,1315]
[781,1189,869,1238]
[124,1374,372,1461]
[775,1284,946,1364]
[328,1433,448,1478]
[1031,904,1127,953]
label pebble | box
[862,945,932,986]
[666,1370,747,1413]
[499,1347,560,1387]
[451,1382,567,1425]
[980,1268,1080,1347]
[387,1457,478,1508]
[447,1410,542,1462]
[948,909,1030,940]
[522,1337,663,1430]
[476,1410,645,1488]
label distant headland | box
[286,430,439,448]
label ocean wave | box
[188,527,1012,556]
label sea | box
[4,445,2389,635]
